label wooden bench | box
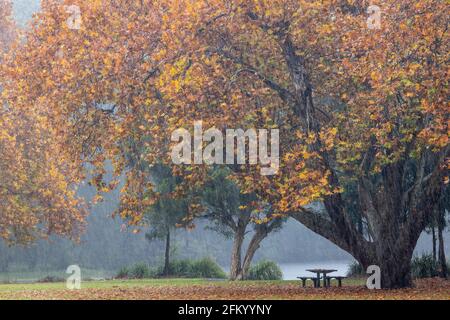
[324,276,347,287]
[296,276,320,288]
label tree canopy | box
[0,0,87,244]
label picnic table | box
[306,269,336,288]
[296,269,347,288]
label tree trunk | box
[378,255,414,289]
[0,244,9,273]
[437,216,448,278]
[432,225,437,261]
[163,229,170,276]
[375,240,415,289]
[229,226,245,281]
[238,230,267,280]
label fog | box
[1,181,448,280]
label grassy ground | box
[0,269,114,283]
[0,277,448,300]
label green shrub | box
[247,260,283,280]
[117,258,226,279]
[346,261,364,277]
[157,258,226,278]
[190,258,227,279]
[116,266,130,279]
[411,254,438,279]
[129,263,153,279]
[163,259,194,277]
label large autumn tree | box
[0,0,87,244]
[4,0,448,288]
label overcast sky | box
[12,0,40,26]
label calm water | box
[279,261,353,280]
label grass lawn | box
[0,269,114,283]
[0,278,448,300]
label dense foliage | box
[0,0,87,244]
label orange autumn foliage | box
[0,0,87,243]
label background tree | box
[201,167,284,280]
[140,165,188,276]
[425,216,438,262]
